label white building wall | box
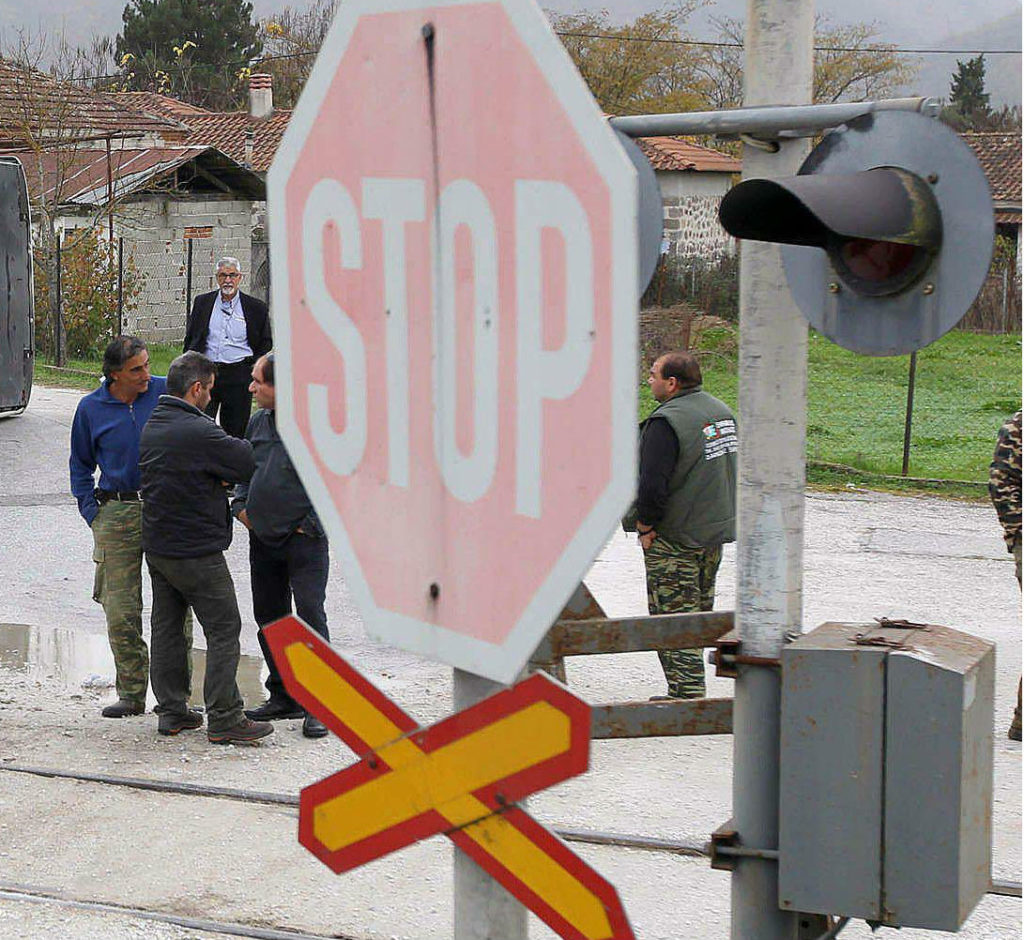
[118,195,253,343]
[656,170,736,263]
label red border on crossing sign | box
[265,615,636,940]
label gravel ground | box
[0,386,1019,938]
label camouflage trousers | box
[644,536,722,699]
[92,501,192,704]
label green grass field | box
[35,342,182,392]
[38,330,1020,493]
[640,328,1021,488]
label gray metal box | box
[779,621,994,930]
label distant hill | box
[0,0,1019,106]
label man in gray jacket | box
[232,353,329,739]
[630,351,737,699]
[140,351,272,744]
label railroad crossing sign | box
[267,0,639,683]
[264,615,635,940]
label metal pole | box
[609,96,937,140]
[116,236,124,338]
[901,351,917,476]
[105,136,115,245]
[186,237,194,327]
[731,0,813,935]
[1001,266,1009,333]
[54,230,65,368]
[452,668,527,940]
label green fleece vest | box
[644,386,737,547]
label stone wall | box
[656,171,735,263]
[118,195,254,344]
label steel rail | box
[0,882,355,940]
[2,764,1019,898]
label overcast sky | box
[2,0,1020,104]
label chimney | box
[244,128,254,168]
[249,73,273,119]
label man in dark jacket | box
[183,256,271,439]
[232,353,330,739]
[140,351,272,744]
[628,351,737,700]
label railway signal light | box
[719,111,994,355]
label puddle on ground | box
[0,622,268,710]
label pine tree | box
[948,55,991,124]
[116,0,262,110]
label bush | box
[34,229,145,360]
[642,251,739,320]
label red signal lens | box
[839,239,918,283]
[827,237,933,297]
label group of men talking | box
[70,257,328,744]
[70,255,741,742]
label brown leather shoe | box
[101,699,145,718]
[158,709,204,736]
[208,718,274,745]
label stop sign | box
[267,0,638,683]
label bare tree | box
[691,15,918,109]
[255,0,337,108]
[0,31,145,362]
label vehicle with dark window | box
[0,156,33,416]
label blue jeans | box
[249,530,330,703]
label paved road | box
[0,385,1019,939]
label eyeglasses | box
[217,272,241,280]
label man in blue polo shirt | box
[70,336,190,718]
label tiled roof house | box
[962,133,1022,226]
[638,136,740,261]
[172,82,743,266]
[0,62,267,341]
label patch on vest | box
[702,419,737,460]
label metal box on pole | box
[778,620,994,930]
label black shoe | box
[302,714,328,739]
[244,699,304,721]
[102,699,145,718]
[158,709,204,735]
[208,718,274,745]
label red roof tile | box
[178,106,741,177]
[0,145,264,205]
[106,92,213,121]
[636,136,740,173]
[182,111,290,173]
[0,62,188,145]
[962,133,1021,206]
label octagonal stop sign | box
[267,0,638,683]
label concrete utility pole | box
[731,0,813,936]
[452,669,529,940]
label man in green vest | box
[632,351,737,699]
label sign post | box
[263,616,635,940]
[730,0,812,936]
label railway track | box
[1,762,1019,902]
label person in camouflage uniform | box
[989,410,1021,741]
[627,351,737,699]
[70,337,191,718]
